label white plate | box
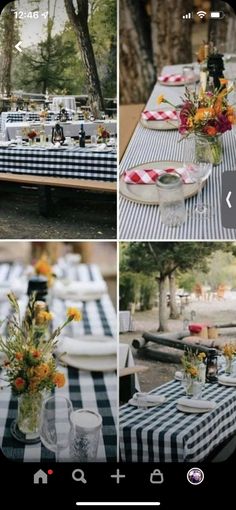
[218,378,236,387]
[157,74,199,86]
[176,403,214,414]
[59,353,116,372]
[120,160,201,205]
[128,398,164,407]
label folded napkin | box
[158,73,185,83]
[56,335,116,357]
[123,165,199,185]
[133,392,166,404]
[177,397,216,410]
[218,375,236,384]
[142,110,178,121]
[52,280,107,301]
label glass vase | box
[17,392,43,438]
[195,133,223,165]
[224,357,233,375]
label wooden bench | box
[0,172,116,216]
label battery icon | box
[210,11,225,18]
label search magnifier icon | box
[72,469,87,484]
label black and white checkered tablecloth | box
[119,63,236,240]
[119,378,236,462]
[0,146,117,182]
[0,262,117,462]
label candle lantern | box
[51,123,65,145]
[206,348,218,383]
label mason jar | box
[156,173,186,227]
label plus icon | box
[110,469,126,484]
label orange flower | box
[35,256,52,277]
[219,78,228,86]
[189,366,198,378]
[14,377,26,391]
[34,363,50,378]
[15,352,23,361]
[53,372,65,388]
[205,126,217,136]
[67,307,82,322]
[226,106,236,124]
[32,350,41,358]
[37,310,54,324]
[194,107,213,121]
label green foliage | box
[139,274,156,311]
[119,272,137,310]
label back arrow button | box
[226,191,232,208]
[15,41,23,53]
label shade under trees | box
[121,242,236,331]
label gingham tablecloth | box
[119,378,236,462]
[5,120,117,141]
[0,146,117,182]
[119,63,236,239]
[0,262,117,462]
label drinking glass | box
[40,396,73,461]
[91,134,97,145]
[183,136,212,215]
[69,409,102,462]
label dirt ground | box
[120,295,236,392]
[0,187,116,239]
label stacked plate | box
[218,375,236,386]
[176,397,216,414]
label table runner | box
[0,146,117,182]
[119,63,236,239]
[0,262,117,462]
[119,378,236,462]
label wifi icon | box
[197,10,207,18]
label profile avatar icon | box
[187,468,204,485]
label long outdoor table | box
[119,377,236,462]
[0,145,117,182]
[4,120,117,141]
[119,62,236,240]
[0,261,117,462]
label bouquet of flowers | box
[97,125,110,143]
[181,349,206,395]
[0,292,81,437]
[221,342,236,375]
[158,82,235,164]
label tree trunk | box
[209,0,236,53]
[0,3,15,96]
[64,0,104,111]
[120,0,156,104]
[168,273,180,319]
[158,275,168,332]
[150,0,193,73]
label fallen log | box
[142,331,212,354]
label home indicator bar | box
[76,504,161,507]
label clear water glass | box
[40,396,73,461]
[69,409,102,462]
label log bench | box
[0,172,116,216]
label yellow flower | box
[197,352,206,362]
[157,94,165,105]
[37,311,54,324]
[67,307,82,322]
[35,255,52,277]
[188,366,198,378]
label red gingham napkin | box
[142,110,178,121]
[158,74,185,83]
[123,165,199,184]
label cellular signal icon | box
[197,10,207,18]
[182,12,193,19]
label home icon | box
[33,469,48,484]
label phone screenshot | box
[0,0,117,240]
[119,0,236,241]
[0,240,118,507]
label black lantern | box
[51,123,65,145]
[207,53,225,90]
[206,348,218,383]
